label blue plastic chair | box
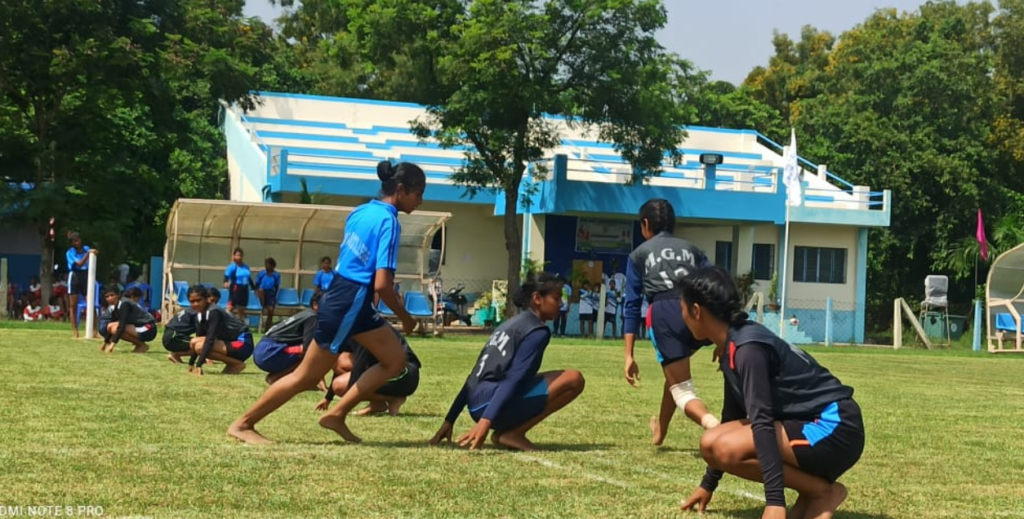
[301,288,314,307]
[277,288,301,307]
[404,291,434,318]
[176,285,190,307]
[77,282,102,318]
[377,298,397,317]
[246,294,262,312]
[173,281,189,294]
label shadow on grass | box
[727,507,894,519]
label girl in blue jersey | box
[256,257,281,332]
[65,233,98,338]
[224,248,256,321]
[228,161,424,444]
[622,199,719,446]
[678,267,863,519]
[430,272,586,452]
[313,256,335,296]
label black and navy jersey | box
[721,321,854,420]
[623,231,709,335]
[465,311,548,393]
[265,309,317,345]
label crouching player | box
[315,326,421,416]
[254,292,321,386]
[430,272,585,452]
[163,307,197,364]
[187,285,253,375]
[102,285,157,354]
[678,266,864,519]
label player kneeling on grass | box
[316,327,421,416]
[101,285,157,354]
[430,272,585,452]
[678,266,864,519]
[255,292,321,386]
[163,306,198,364]
[185,285,253,376]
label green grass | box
[2,322,1024,519]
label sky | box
[243,0,935,84]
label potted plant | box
[474,291,494,325]
[767,272,780,312]
[734,271,755,306]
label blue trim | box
[244,116,348,130]
[801,401,841,446]
[256,131,362,144]
[855,228,868,343]
[789,205,890,228]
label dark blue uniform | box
[163,308,197,353]
[109,298,158,344]
[700,321,864,506]
[254,309,317,374]
[444,311,551,431]
[191,306,253,365]
[623,231,711,365]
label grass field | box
[2,321,1024,519]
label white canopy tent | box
[986,242,1024,352]
[161,199,450,330]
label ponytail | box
[378,160,426,196]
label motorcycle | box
[432,281,472,327]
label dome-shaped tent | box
[985,242,1024,352]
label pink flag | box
[977,209,989,261]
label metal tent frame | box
[986,242,1024,352]
[161,199,451,332]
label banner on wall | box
[575,218,633,254]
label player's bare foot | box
[206,359,215,366]
[650,416,666,446]
[104,343,116,354]
[788,494,809,519]
[356,402,388,416]
[222,363,246,375]
[227,422,272,444]
[99,342,108,351]
[167,354,182,364]
[493,431,537,451]
[318,414,362,443]
[316,380,328,392]
[803,482,847,519]
[131,344,149,354]
[386,396,406,416]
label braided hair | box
[638,198,676,235]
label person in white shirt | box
[578,281,594,337]
[604,279,621,338]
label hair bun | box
[377,161,396,182]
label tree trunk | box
[503,187,522,319]
[38,230,54,308]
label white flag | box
[782,129,802,207]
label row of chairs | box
[377,291,434,320]
[171,282,316,311]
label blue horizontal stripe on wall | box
[287,162,452,180]
[257,131,362,144]
[279,173,490,204]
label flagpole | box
[780,203,791,340]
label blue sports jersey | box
[256,270,280,291]
[334,200,400,285]
[225,262,253,287]
[313,269,336,291]
[66,246,91,272]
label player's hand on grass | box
[680,487,713,514]
[314,399,329,412]
[625,356,640,387]
[760,506,786,519]
[457,420,490,450]
[190,365,203,376]
[429,422,453,446]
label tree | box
[789,1,1007,323]
[688,78,786,140]
[412,0,692,316]
[743,25,835,125]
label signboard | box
[575,218,634,254]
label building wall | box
[224,110,268,203]
[784,224,858,304]
[0,225,43,291]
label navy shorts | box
[136,323,157,342]
[784,399,865,483]
[229,285,249,309]
[226,332,255,361]
[162,329,191,353]
[470,376,550,432]
[314,275,386,354]
[253,336,303,374]
[375,363,420,398]
[99,316,112,341]
[647,295,703,366]
[69,271,89,297]
[262,288,278,308]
